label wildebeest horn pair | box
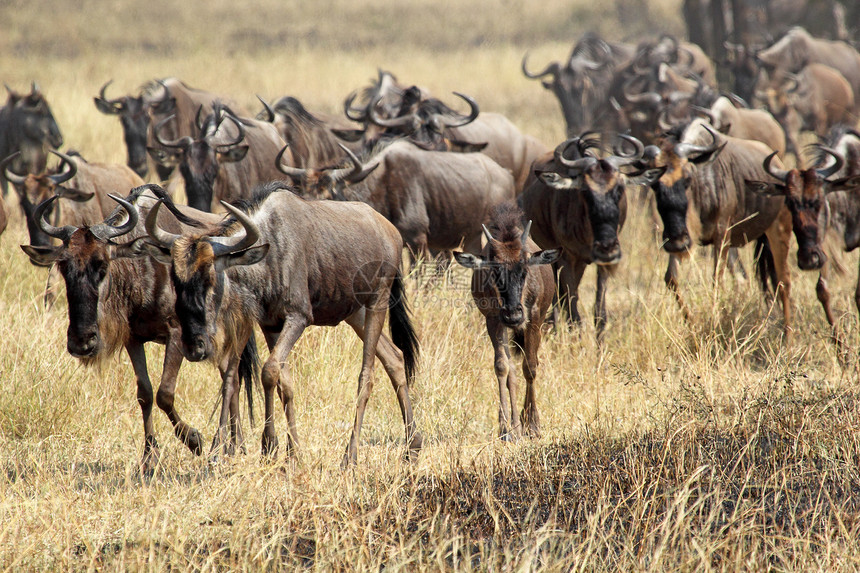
[145,199,259,256]
[1,149,78,186]
[32,193,137,242]
[482,220,533,251]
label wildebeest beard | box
[180,156,217,212]
[652,177,691,252]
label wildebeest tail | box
[754,235,777,295]
[237,332,261,425]
[389,271,420,386]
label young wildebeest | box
[20,186,259,470]
[746,143,860,348]
[142,181,422,467]
[454,204,559,440]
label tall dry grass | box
[2,0,860,570]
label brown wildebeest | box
[644,119,795,338]
[2,149,144,252]
[0,194,7,236]
[94,78,250,180]
[1,83,63,196]
[693,95,787,158]
[277,139,515,261]
[745,138,860,347]
[20,185,260,471]
[518,133,655,339]
[148,103,290,212]
[142,181,422,467]
[454,204,559,440]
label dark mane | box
[487,201,526,243]
[218,181,302,233]
[273,96,324,127]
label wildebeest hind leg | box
[487,317,519,441]
[765,217,793,342]
[346,310,422,459]
[126,341,159,472]
[519,323,542,438]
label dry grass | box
[2,0,860,570]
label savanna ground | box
[2,0,860,570]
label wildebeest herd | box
[3,25,860,470]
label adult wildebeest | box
[757,64,855,156]
[2,149,143,252]
[256,95,356,168]
[148,104,289,212]
[277,140,516,261]
[518,133,653,339]
[755,27,860,111]
[644,119,795,337]
[20,185,259,470]
[142,181,423,467]
[745,134,860,346]
[693,95,787,158]
[94,78,250,180]
[1,83,63,196]
[454,204,559,440]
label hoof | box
[407,431,424,459]
[185,429,204,456]
[261,434,279,458]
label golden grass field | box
[3,0,860,570]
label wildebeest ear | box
[138,241,173,265]
[628,166,667,186]
[453,251,486,270]
[528,249,560,266]
[147,147,181,167]
[20,245,62,266]
[689,142,727,165]
[826,175,860,193]
[218,145,250,164]
[538,171,576,190]
[745,180,786,196]
[109,237,151,260]
[331,129,365,143]
[447,139,488,153]
[56,186,95,202]
[215,244,270,272]
[93,96,122,115]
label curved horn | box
[33,195,76,241]
[195,105,206,132]
[329,143,375,183]
[814,146,845,179]
[553,137,599,168]
[213,112,246,150]
[607,134,645,168]
[675,122,722,158]
[256,95,276,123]
[521,220,532,245]
[0,151,26,186]
[482,224,495,244]
[623,76,662,105]
[274,145,308,180]
[343,91,367,122]
[154,79,171,106]
[367,94,414,128]
[145,200,180,249]
[153,115,189,149]
[521,54,559,79]
[96,79,125,113]
[763,151,789,182]
[90,194,139,241]
[434,92,480,129]
[47,149,78,185]
[208,201,260,256]
[690,104,718,125]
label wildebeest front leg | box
[126,341,159,472]
[765,213,793,342]
[343,307,387,468]
[519,322,542,438]
[154,336,203,455]
[594,264,612,340]
[223,354,246,455]
[487,316,520,441]
[261,317,307,459]
[346,310,422,459]
[815,264,844,353]
[210,353,241,460]
[665,253,691,321]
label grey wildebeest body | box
[0,84,63,196]
[278,140,516,260]
[518,134,650,339]
[149,105,289,212]
[20,185,259,470]
[696,96,787,158]
[646,120,794,336]
[143,183,422,466]
[95,78,249,180]
[454,204,559,440]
